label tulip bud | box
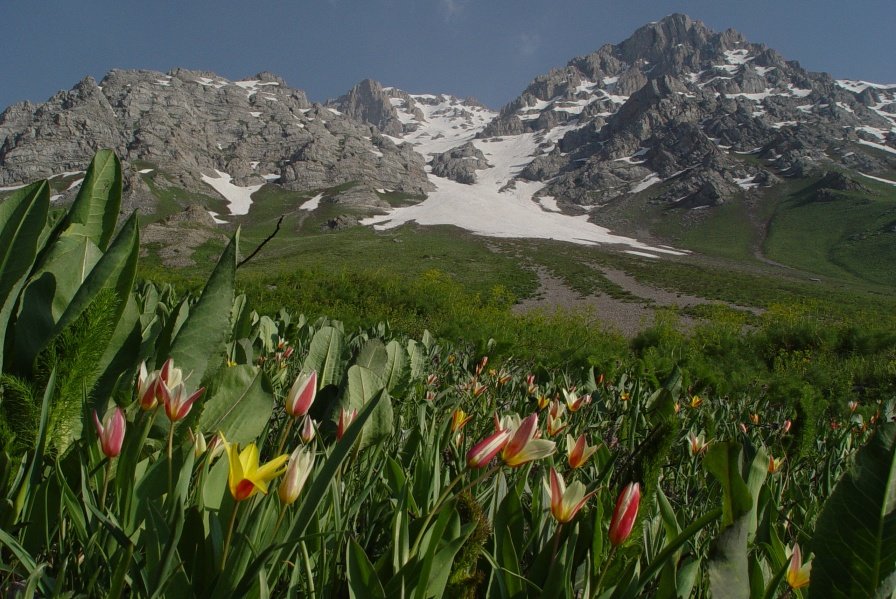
[93,407,126,458]
[608,482,640,546]
[136,361,160,410]
[278,446,315,506]
[285,370,317,418]
[298,415,316,444]
[192,429,208,458]
[336,408,358,441]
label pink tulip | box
[609,482,640,546]
[285,370,317,418]
[466,429,511,468]
[162,383,205,422]
[93,407,126,458]
[136,361,160,410]
[336,408,358,441]
[299,415,316,444]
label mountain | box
[0,69,432,214]
[1,14,894,275]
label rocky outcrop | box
[429,142,490,184]
[0,69,434,204]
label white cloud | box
[440,0,468,18]
[517,32,542,57]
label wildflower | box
[467,429,511,468]
[136,362,160,410]
[609,482,640,546]
[620,391,630,402]
[848,400,858,413]
[223,436,289,501]
[688,432,708,456]
[548,467,596,523]
[739,422,748,434]
[190,429,208,458]
[782,419,792,434]
[750,413,760,425]
[566,434,597,469]
[299,415,316,444]
[336,408,358,442]
[471,380,487,398]
[93,407,126,458]
[526,374,537,396]
[282,346,294,361]
[496,370,511,386]
[475,356,488,376]
[278,446,314,506]
[535,393,550,410]
[547,400,567,436]
[425,390,436,402]
[156,358,205,422]
[768,455,785,474]
[426,373,438,386]
[786,543,812,589]
[162,381,205,422]
[562,389,591,412]
[285,370,317,418]
[500,413,556,467]
[673,402,680,414]
[451,409,473,433]
[689,395,703,409]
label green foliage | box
[811,422,896,597]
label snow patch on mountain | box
[201,170,263,216]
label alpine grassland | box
[1,150,896,597]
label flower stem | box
[220,502,240,572]
[273,503,287,538]
[167,423,175,497]
[595,545,617,593]
[276,417,295,456]
[100,459,113,512]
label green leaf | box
[53,213,139,345]
[0,181,49,368]
[198,365,275,443]
[810,421,896,598]
[407,339,425,380]
[303,326,346,389]
[347,538,386,599]
[356,339,388,374]
[169,230,238,384]
[344,365,393,449]
[383,339,410,395]
[705,443,753,599]
[12,233,102,370]
[66,149,122,250]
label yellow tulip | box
[223,435,289,501]
[786,543,811,589]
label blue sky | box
[1,0,894,111]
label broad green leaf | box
[303,326,346,389]
[0,181,49,368]
[810,422,896,598]
[408,339,425,380]
[344,365,393,449]
[169,230,238,385]
[356,339,388,374]
[198,365,275,443]
[383,339,410,395]
[705,443,753,599]
[347,538,386,599]
[745,447,769,543]
[13,233,102,370]
[67,149,122,250]
[53,213,138,343]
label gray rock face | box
[0,69,433,207]
[327,79,406,137]
[429,142,490,184]
[480,13,896,209]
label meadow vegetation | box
[0,151,895,596]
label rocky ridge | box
[0,69,432,214]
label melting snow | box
[631,174,662,193]
[200,170,263,216]
[249,111,262,118]
[138,168,154,174]
[299,193,324,211]
[66,178,84,191]
[857,140,896,155]
[49,194,62,202]
[858,173,896,186]
[537,196,563,213]
[0,183,27,191]
[734,175,760,190]
[625,250,660,259]
[262,173,281,181]
[208,211,228,224]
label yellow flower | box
[786,543,812,589]
[548,467,596,523]
[689,395,703,409]
[223,435,289,501]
